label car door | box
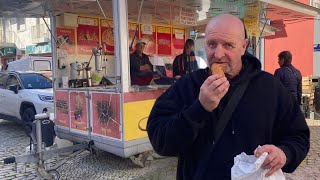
[0,73,8,115]
[2,74,22,117]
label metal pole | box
[36,119,43,166]
[50,12,58,89]
[129,0,144,50]
[113,0,129,92]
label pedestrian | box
[147,14,309,179]
[172,39,199,80]
[274,51,302,104]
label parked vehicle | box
[0,71,53,123]
[6,57,52,72]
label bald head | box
[204,14,249,79]
[205,14,246,40]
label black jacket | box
[130,51,153,85]
[147,53,310,180]
[274,64,302,104]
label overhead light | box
[209,8,223,11]
[230,12,240,15]
[277,12,291,15]
[263,8,276,12]
[291,15,304,18]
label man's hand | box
[175,75,181,80]
[199,74,229,112]
[140,64,152,72]
[254,145,287,177]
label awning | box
[0,47,16,57]
[260,0,320,19]
[26,43,52,55]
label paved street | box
[0,119,319,180]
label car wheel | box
[22,107,36,123]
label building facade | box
[0,17,51,69]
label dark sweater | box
[173,51,198,78]
[274,64,302,104]
[147,53,310,180]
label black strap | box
[194,77,252,179]
[213,78,251,145]
[284,66,298,82]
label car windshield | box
[19,73,52,89]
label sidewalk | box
[284,119,320,180]
[306,119,320,126]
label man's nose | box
[214,45,225,60]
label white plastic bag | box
[231,152,285,180]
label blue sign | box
[315,44,320,52]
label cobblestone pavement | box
[0,119,319,180]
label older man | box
[130,39,153,86]
[147,14,309,179]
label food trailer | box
[1,0,320,172]
[50,0,320,159]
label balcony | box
[31,24,50,44]
[0,30,25,50]
[0,30,16,48]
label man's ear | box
[242,39,249,55]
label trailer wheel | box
[22,107,36,123]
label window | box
[17,18,26,31]
[0,73,8,88]
[6,75,20,89]
[33,60,52,71]
[19,73,52,89]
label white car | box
[0,71,53,123]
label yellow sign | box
[244,1,262,37]
[128,23,137,31]
[157,26,171,34]
[244,18,260,37]
[78,17,98,26]
[101,20,113,28]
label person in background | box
[172,39,199,80]
[147,14,309,179]
[274,51,302,104]
[130,39,154,86]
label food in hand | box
[211,64,226,77]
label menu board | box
[140,24,156,55]
[172,28,185,56]
[129,22,139,53]
[70,91,88,132]
[157,26,171,55]
[77,17,99,55]
[91,92,121,140]
[56,27,76,54]
[55,90,70,128]
[101,19,114,54]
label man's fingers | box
[265,162,282,177]
[261,151,276,168]
[255,145,273,157]
[202,74,222,87]
[254,145,287,177]
[263,155,279,169]
[216,81,230,98]
[208,77,228,92]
